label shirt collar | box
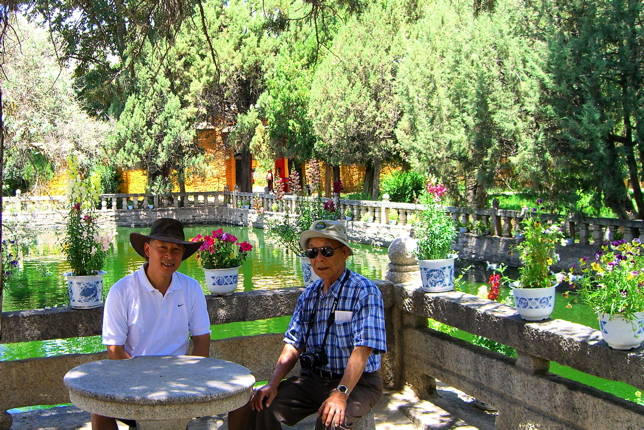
[136,263,180,293]
[320,269,349,299]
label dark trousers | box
[253,371,382,430]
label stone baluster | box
[624,227,635,242]
[121,197,128,210]
[579,223,590,245]
[101,197,107,211]
[374,206,382,224]
[502,216,512,237]
[400,209,408,226]
[592,224,603,245]
[153,195,159,208]
[381,195,390,224]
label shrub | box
[381,170,426,203]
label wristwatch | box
[336,385,350,395]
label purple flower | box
[536,198,543,204]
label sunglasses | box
[304,245,344,259]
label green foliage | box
[395,0,544,207]
[414,183,457,260]
[414,202,457,260]
[381,170,426,203]
[308,0,410,170]
[111,39,202,192]
[2,148,55,196]
[60,162,112,276]
[2,16,109,184]
[572,240,644,322]
[531,0,644,219]
[514,203,563,288]
[90,165,122,195]
[266,197,329,256]
[472,336,516,358]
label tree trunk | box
[623,145,644,219]
[363,163,375,197]
[324,163,333,197]
[371,160,381,200]
[177,167,186,207]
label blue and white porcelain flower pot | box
[64,271,106,309]
[300,256,320,287]
[598,312,644,350]
[512,286,556,321]
[418,257,455,293]
[203,267,240,296]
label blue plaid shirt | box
[284,269,387,374]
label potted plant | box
[570,239,644,349]
[360,212,373,223]
[388,208,399,225]
[413,181,457,292]
[510,201,563,320]
[265,164,325,286]
[191,229,253,296]
[473,220,490,236]
[60,166,113,309]
[344,207,354,221]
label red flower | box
[488,274,501,301]
[333,180,344,194]
[239,241,253,252]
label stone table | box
[63,355,255,430]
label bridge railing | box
[3,190,644,245]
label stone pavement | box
[8,383,497,430]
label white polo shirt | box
[102,264,211,357]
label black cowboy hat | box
[130,218,203,261]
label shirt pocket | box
[333,320,353,350]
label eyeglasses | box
[304,245,344,259]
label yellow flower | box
[566,303,572,309]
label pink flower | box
[212,228,224,238]
[221,232,237,243]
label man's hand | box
[318,389,349,427]
[250,383,279,411]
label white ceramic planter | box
[512,286,556,321]
[300,256,320,286]
[598,312,644,350]
[64,271,106,309]
[203,267,240,296]
[418,258,455,292]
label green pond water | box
[1,225,641,406]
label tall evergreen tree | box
[396,0,544,207]
[534,0,644,218]
[308,0,413,198]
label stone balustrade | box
[1,243,643,429]
[4,190,643,247]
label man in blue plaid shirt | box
[229,220,386,429]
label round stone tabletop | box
[64,355,255,424]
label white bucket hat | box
[299,220,353,255]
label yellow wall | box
[41,126,397,196]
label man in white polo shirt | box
[93,218,212,430]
